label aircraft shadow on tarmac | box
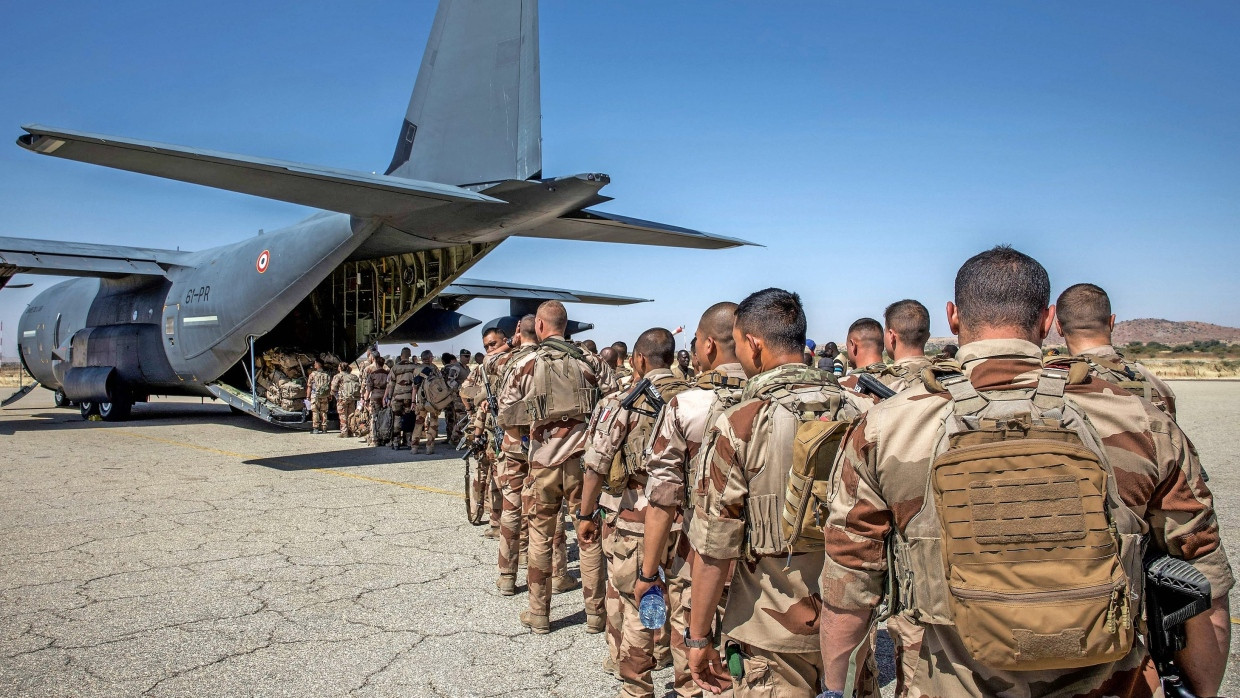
[243,443,458,472]
[0,402,289,436]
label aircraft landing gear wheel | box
[54,388,71,408]
[99,397,132,422]
[80,401,99,419]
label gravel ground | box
[0,381,1236,697]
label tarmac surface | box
[1,381,1237,697]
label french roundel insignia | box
[256,249,270,273]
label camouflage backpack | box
[735,366,860,557]
[688,371,747,511]
[893,362,1142,671]
[309,370,332,398]
[602,373,693,496]
[522,337,599,423]
[415,366,454,411]
[337,372,361,401]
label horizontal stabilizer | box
[18,125,504,219]
[517,209,753,250]
[0,235,190,278]
[440,277,649,305]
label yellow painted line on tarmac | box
[1232,616,1240,626]
[111,430,465,499]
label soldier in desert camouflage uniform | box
[686,289,875,697]
[881,299,933,393]
[495,310,587,613]
[837,318,902,397]
[1054,282,1178,420]
[634,302,747,698]
[411,351,440,454]
[305,359,332,434]
[819,247,1233,698]
[363,356,389,446]
[579,328,689,697]
[441,352,469,445]
[463,327,509,536]
[330,362,360,439]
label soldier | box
[578,327,690,697]
[494,317,573,575]
[496,301,606,635]
[305,359,332,434]
[685,289,874,696]
[837,317,902,397]
[474,351,485,365]
[882,298,933,391]
[441,352,469,445]
[330,362,361,439]
[635,302,747,698]
[459,348,473,369]
[605,346,635,393]
[686,288,875,696]
[939,342,958,360]
[817,341,845,376]
[465,326,510,538]
[385,348,418,449]
[411,350,441,455]
[818,246,1233,698]
[671,349,696,381]
[363,355,389,446]
[1055,282,1177,419]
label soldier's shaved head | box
[519,314,537,342]
[700,302,738,352]
[633,327,675,368]
[536,300,568,337]
[846,317,885,367]
[1055,283,1116,355]
[600,346,619,368]
[953,246,1051,339]
[735,288,806,356]
[580,339,598,353]
[400,347,412,358]
[884,300,930,350]
[611,341,628,361]
[1056,283,1112,336]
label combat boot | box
[602,656,618,678]
[585,613,606,634]
[552,575,580,594]
[496,574,516,596]
[424,442,435,455]
[518,550,527,568]
[519,610,550,634]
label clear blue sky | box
[3,1,1239,359]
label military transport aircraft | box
[1,0,747,425]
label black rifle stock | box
[1145,551,1212,698]
[854,372,896,400]
[620,377,664,418]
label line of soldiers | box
[462,246,1231,698]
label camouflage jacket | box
[837,361,902,395]
[1076,344,1177,420]
[495,336,604,468]
[670,363,696,381]
[644,363,748,512]
[687,362,875,654]
[307,369,331,398]
[888,354,932,391]
[822,338,1232,697]
[467,349,510,431]
[363,366,389,400]
[330,371,360,400]
[386,360,418,401]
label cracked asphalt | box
[2,382,1238,697]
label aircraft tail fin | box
[385,0,540,186]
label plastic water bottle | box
[638,573,667,629]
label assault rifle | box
[1145,551,1213,698]
[481,368,504,456]
[854,372,896,400]
[620,377,665,418]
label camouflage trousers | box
[601,526,685,698]
[488,451,502,530]
[526,458,605,621]
[388,398,411,446]
[336,397,356,437]
[310,395,329,431]
[499,455,568,577]
[445,398,468,444]
[726,641,821,698]
[885,615,922,698]
[367,399,384,445]
[411,407,440,448]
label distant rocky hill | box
[929,319,1240,351]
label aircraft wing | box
[17,125,504,219]
[439,278,649,305]
[0,235,191,279]
[516,209,754,250]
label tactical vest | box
[389,360,418,401]
[604,373,693,496]
[745,375,858,557]
[442,363,466,391]
[308,370,331,398]
[889,363,1143,671]
[337,373,361,401]
[1050,354,1172,418]
[688,371,747,511]
[517,338,599,424]
[497,345,538,427]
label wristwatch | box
[683,630,711,650]
[636,568,659,584]
[576,509,598,521]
